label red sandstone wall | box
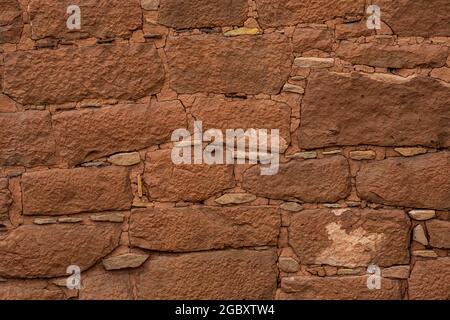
[0,0,449,300]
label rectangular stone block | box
[53,102,186,165]
[0,111,55,166]
[166,33,292,95]
[0,0,23,44]
[4,44,164,105]
[130,206,280,251]
[409,258,450,300]
[299,72,450,149]
[356,153,450,210]
[22,167,132,215]
[426,219,450,249]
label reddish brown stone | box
[409,258,450,300]
[336,41,448,68]
[29,0,142,40]
[22,167,132,215]
[255,0,365,28]
[166,33,292,94]
[144,149,235,202]
[190,97,291,142]
[242,156,351,202]
[53,102,186,166]
[159,0,247,29]
[280,276,403,300]
[130,206,280,251]
[426,219,450,249]
[0,180,11,219]
[375,0,450,37]
[289,209,411,267]
[293,27,333,53]
[79,267,133,300]
[0,0,23,44]
[4,44,164,105]
[299,72,450,149]
[0,280,66,300]
[135,250,278,299]
[0,111,55,166]
[356,153,450,210]
[0,224,121,278]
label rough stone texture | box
[408,210,436,221]
[129,206,280,251]
[22,167,132,215]
[426,220,450,249]
[293,27,333,53]
[134,250,278,299]
[53,102,185,165]
[158,0,247,29]
[255,0,366,28]
[0,224,121,278]
[336,41,449,68]
[0,280,66,300]
[242,156,351,202]
[144,149,235,202]
[289,209,410,267]
[300,72,450,149]
[375,0,450,37]
[79,267,133,300]
[103,253,149,271]
[382,266,410,279]
[166,34,292,94]
[108,152,141,166]
[29,0,142,40]
[0,0,23,44]
[0,181,12,219]
[409,258,450,300]
[4,44,164,105]
[280,276,403,300]
[215,193,256,205]
[0,111,55,166]
[356,153,450,210]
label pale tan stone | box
[349,150,376,160]
[280,202,303,212]
[408,210,436,221]
[413,225,428,246]
[278,257,300,273]
[215,194,257,205]
[412,250,438,258]
[90,213,125,223]
[108,152,141,166]
[394,147,428,157]
[224,27,260,37]
[103,253,149,271]
[382,266,410,279]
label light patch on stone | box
[332,208,351,216]
[224,27,260,37]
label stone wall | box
[0,0,449,300]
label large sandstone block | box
[79,267,133,300]
[29,0,142,40]
[22,167,132,215]
[289,209,411,267]
[356,153,450,210]
[134,250,278,299]
[336,41,448,68]
[166,34,292,94]
[375,0,450,37]
[129,206,280,251]
[426,220,450,249]
[4,44,164,105]
[0,111,55,166]
[144,149,235,202]
[0,280,66,300]
[242,156,351,202]
[280,276,403,300]
[158,0,247,29]
[53,102,186,166]
[299,72,450,149]
[0,224,121,278]
[409,258,450,300]
[255,0,365,28]
[0,0,23,44]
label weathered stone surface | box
[278,257,300,273]
[29,0,142,40]
[141,0,159,10]
[289,209,410,267]
[4,44,164,105]
[431,67,450,83]
[299,72,450,149]
[79,267,133,300]
[280,202,303,212]
[53,102,185,165]
[215,193,257,205]
[159,0,247,29]
[166,34,292,94]
[280,276,403,300]
[144,149,235,202]
[336,41,449,68]
[242,156,351,202]
[356,153,450,210]
[283,83,304,94]
[409,258,450,300]
[0,224,121,278]
[0,181,11,218]
[408,210,436,221]
[0,280,66,300]
[130,206,280,251]
[108,152,141,166]
[294,57,334,68]
[426,220,450,248]
[22,167,132,215]
[375,0,450,37]
[103,253,149,271]
[293,27,333,53]
[0,0,23,44]
[349,150,376,160]
[395,147,428,157]
[412,250,438,258]
[413,225,428,246]
[0,111,55,166]
[255,0,365,28]
[287,152,317,160]
[135,250,278,299]
[90,213,125,223]
[382,266,410,279]
[224,27,260,37]
[0,94,16,113]
[190,97,291,142]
